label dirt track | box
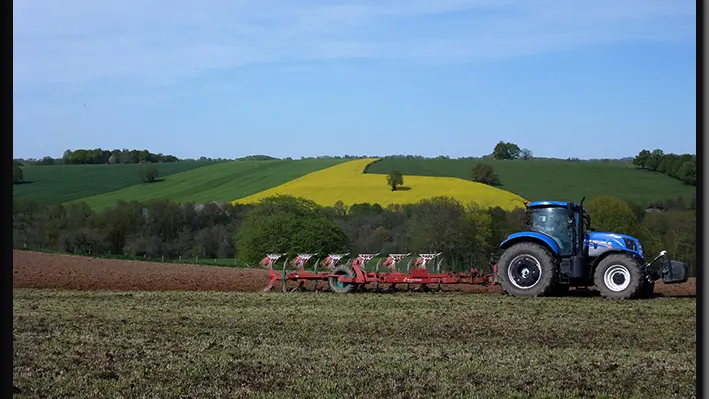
[13,250,696,297]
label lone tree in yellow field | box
[387,169,404,191]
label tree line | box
[13,194,696,275]
[633,149,696,186]
[61,148,181,165]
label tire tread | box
[593,253,643,299]
[497,242,558,297]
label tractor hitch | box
[646,250,689,284]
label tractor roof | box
[527,200,570,208]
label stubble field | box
[13,251,697,398]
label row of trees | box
[61,148,181,165]
[633,149,696,186]
[12,194,696,275]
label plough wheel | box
[328,265,360,294]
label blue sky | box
[13,0,696,160]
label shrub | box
[139,166,159,183]
[471,163,501,186]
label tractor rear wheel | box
[593,254,643,299]
[328,265,360,294]
[497,242,558,297]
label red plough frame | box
[260,252,498,292]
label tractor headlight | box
[623,238,643,256]
[623,238,637,252]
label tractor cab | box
[524,199,593,262]
[525,200,581,257]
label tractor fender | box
[590,250,645,274]
[499,232,560,257]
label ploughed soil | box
[13,250,696,297]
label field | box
[234,158,527,210]
[365,158,696,205]
[70,159,346,211]
[13,251,696,398]
[14,157,695,211]
[12,161,218,205]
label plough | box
[260,252,498,293]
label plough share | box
[260,252,498,293]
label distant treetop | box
[62,148,181,165]
[633,149,695,186]
[236,155,280,161]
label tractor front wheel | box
[328,265,360,294]
[593,254,643,299]
[497,242,558,297]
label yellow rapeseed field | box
[232,158,526,210]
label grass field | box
[12,161,218,205]
[13,289,695,398]
[365,158,696,205]
[73,159,346,211]
[235,158,526,210]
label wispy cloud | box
[13,0,695,92]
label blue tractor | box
[496,198,689,299]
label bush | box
[471,163,501,186]
[585,196,639,236]
[139,166,159,183]
[13,162,23,185]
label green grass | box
[13,289,695,398]
[13,161,218,205]
[74,158,347,211]
[366,158,696,205]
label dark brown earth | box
[13,250,696,297]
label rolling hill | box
[14,155,695,211]
[13,161,218,205]
[365,158,695,205]
[233,158,526,210]
[73,158,347,210]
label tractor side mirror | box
[567,202,574,218]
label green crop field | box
[13,289,695,398]
[365,158,696,205]
[75,158,347,211]
[12,161,218,205]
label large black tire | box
[593,254,643,299]
[328,265,360,294]
[497,242,558,297]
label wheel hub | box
[603,265,631,292]
[508,255,542,289]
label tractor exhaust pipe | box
[568,197,587,279]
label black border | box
[7,2,705,397]
[700,0,707,396]
[6,0,14,394]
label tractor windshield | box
[529,206,574,256]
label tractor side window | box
[530,207,573,256]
